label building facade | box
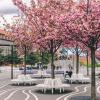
[0,29,13,55]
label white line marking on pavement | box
[0,90,8,96]
[4,90,18,100]
[56,85,85,100]
[97,85,100,94]
[29,90,38,100]
[64,86,88,100]
[64,81,100,100]
[0,86,35,93]
[0,87,34,97]
[0,81,13,89]
[22,90,30,100]
[0,88,38,100]
[0,84,8,89]
[56,81,100,100]
[96,81,100,94]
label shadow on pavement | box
[11,83,37,86]
[35,89,73,95]
[70,96,100,100]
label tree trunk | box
[86,51,89,76]
[76,50,79,74]
[66,49,68,67]
[11,45,14,79]
[41,51,44,70]
[91,47,96,100]
[51,52,55,79]
[73,53,74,70]
[24,45,27,75]
[50,39,55,79]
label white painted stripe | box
[0,87,33,97]
[96,81,100,94]
[22,90,30,100]
[56,85,88,100]
[64,81,100,100]
[0,90,8,96]
[0,84,8,89]
[56,81,100,100]
[29,90,38,100]
[64,86,88,100]
[97,86,100,94]
[0,86,35,93]
[4,90,18,100]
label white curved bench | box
[11,74,37,85]
[24,75,37,85]
[42,70,51,78]
[36,78,70,94]
[77,74,90,83]
[33,70,42,78]
[11,75,25,85]
[55,78,70,92]
[65,73,90,84]
[33,70,51,78]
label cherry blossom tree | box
[1,14,36,75]
[60,0,100,100]
[12,0,74,79]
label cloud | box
[0,0,18,15]
[0,8,18,15]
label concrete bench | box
[36,78,70,94]
[11,74,37,85]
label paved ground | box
[0,70,100,100]
[0,60,100,100]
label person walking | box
[68,64,73,77]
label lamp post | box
[24,45,27,75]
[86,50,89,76]
[11,45,14,79]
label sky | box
[0,0,18,27]
[0,0,18,15]
[0,0,80,28]
[0,0,32,27]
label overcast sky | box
[0,0,18,27]
[0,0,80,27]
[0,0,32,27]
[0,0,18,15]
[0,0,31,15]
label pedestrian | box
[68,64,73,77]
[68,64,73,71]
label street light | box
[11,45,14,79]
